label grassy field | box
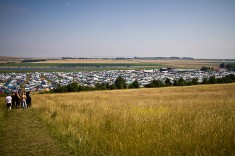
[0,94,68,155]
[1,59,234,72]
[0,62,159,67]
[0,61,161,72]
[1,59,231,69]
[35,59,234,69]
[31,84,234,155]
[0,84,234,155]
[141,60,223,69]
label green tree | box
[95,83,108,90]
[109,84,117,90]
[145,80,164,88]
[132,80,140,88]
[217,78,224,84]
[220,63,226,68]
[115,76,127,89]
[165,78,172,86]
[78,85,94,91]
[209,76,217,84]
[228,74,235,82]
[192,78,198,85]
[155,80,164,87]
[201,66,210,71]
[128,83,134,89]
[173,80,178,86]
[202,78,208,84]
[67,82,79,92]
[225,64,235,71]
[55,85,68,93]
[178,78,186,86]
[224,75,233,83]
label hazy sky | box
[0,0,235,58]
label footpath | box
[0,107,68,156]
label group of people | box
[5,91,32,111]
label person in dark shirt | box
[15,92,21,108]
[11,92,16,108]
[26,92,32,107]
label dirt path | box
[0,108,68,156]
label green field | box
[0,62,162,73]
[0,62,161,67]
[1,59,233,73]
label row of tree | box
[220,63,235,71]
[200,63,235,72]
[53,76,139,93]
[145,74,235,88]
[52,74,235,93]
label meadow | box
[0,61,161,72]
[30,83,235,155]
[1,59,231,69]
[33,59,235,69]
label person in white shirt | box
[6,93,12,111]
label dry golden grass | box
[32,84,235,155]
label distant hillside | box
[0,56,21,59]
[0,56,22,63]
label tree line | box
[220,63,235,71]
[51,74,235,93]
[53,76,139,93]
[145,74,235,88]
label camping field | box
[1,83,234,155]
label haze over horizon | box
[0,0,235,59]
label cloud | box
[0,5,30,14]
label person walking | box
[22,93,27,109]
[6,93,12,111]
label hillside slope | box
[0,105,68,155]
[0,84,235,155]
[33,84,235,155]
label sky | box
[0,0,235,59]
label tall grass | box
[33,84,235,155]
[0,94,7,122]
